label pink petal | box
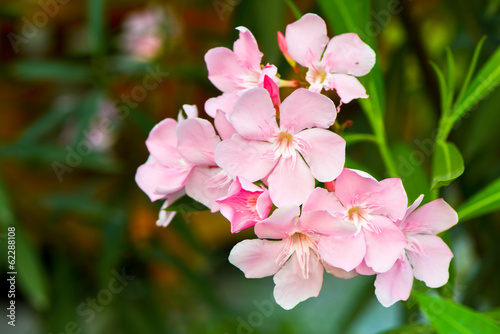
[279,88,336,133]
[184,167,232,212]
[229,239,285,278]
[145,118,179,164]
[302,188,346,215]
[273,253,324,310]
[323,33,376,77]
[204,92,239,117]
[318,233,366,272]
[325,74,368,104]
[214,134,276,182]
[399,194,424,226]
[324,263,358,279]
[355,259,376,276]
[233,27,263,72]
[177,104,198,122]
[295,128,345,182]
[205,47,247,92]
[156,189,185,227]
[299,211,357,236]
[214,110,236,140]
[335,168,382,208]
[230,88,279,140]
[255,205,300,239]
[363,216,407,273]
[177,118,220,166]
[135,159,191,201]
[285,13,329,67]
[407,234,453,288]
[256,187,272,219]
[404,199,458,235]
[374,255,414,307]
[370,178,408,221]
[267,156,315,207]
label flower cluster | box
[136,13,458,309]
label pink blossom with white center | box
[216,177,272,233]
[304,169,408,273]
[284,13,375,103]
[228,193,357,310]
[374,195,458,307]
[215,87,345,207]
[135,106,232,225]
[204,27,280,117]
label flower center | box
[277,232,318,279]
[346,205,380,235]
[270,131,296,160]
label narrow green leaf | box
[12,61,91,83]
[458,176,500,221]
[430,61,449,115]
[455,36,487,106]
[284,0,302,19]
[415,292,500,334]
[391,143,430,202]
[343,133,377,146]
[451,44,500,128]
[88,0,106,55]
[445,48,455,115]
[381,324,435,334]
[431,141,464,190]
[164,195,209,213]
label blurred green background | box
[1,0,500,333]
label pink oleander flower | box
[284,13,375,103]
[305,169,408,273]
[229,194,357,310]
[135,105,232,224]
[216,177,272,233]
[214,87,345,207]
[204,27,279,117]
[374,195,458,307]
[120,7,165,61]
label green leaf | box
[381,324,435,334]
[450,43,500,129]
[12,60,91,83]
[430,61,449,115]
[164,195,209,213]
[343,133,377,147]
[415,292,500,334]
[284,0,302,19]
[458,176,500,221]
[391,143,430,202]
[431,141,464,190]
[88,0,106,55]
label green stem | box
[284,0,302,19]
[376,132,399,178]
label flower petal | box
[325,74,368,104]
[295,128,345,182]
[323,33,375,77]
[156,189,185,227]
[268,156,315,207]
[205,47,247,92]
[318,233,366,272]
[204,92,239,117]
[255,205,301,239]
[214,109,236,140]
[214,134,276,182]
[135,159,191,201]
[363,216,407,273]
[145,118,179,165]
[323,262,358,279]
[404,199,458,235]
[177,118,220,166]
[374,255,414,307]
[230,88,279,140]
[299,211,357,236]
[229,239,285,278]
[285,13,329,67]
[334,168,382,208]
[370,178,408,221]
[184,167,232,212]
[355,259,376,276]
[279,88,336,133]
[233,27,263,72]
[273,253,324,310]
[407,234,453,288]
[302,187,345,214]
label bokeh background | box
[1,0,500,333]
